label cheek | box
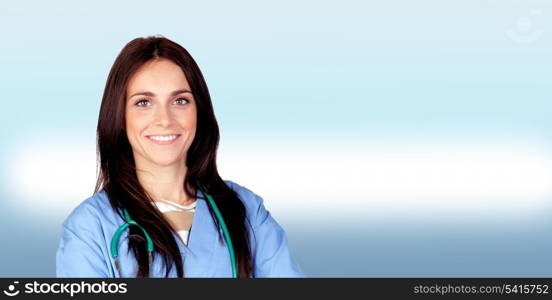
[180,109,197,130]
[125,111,145,138]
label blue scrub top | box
[56,180,306,278]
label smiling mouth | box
[146,134,181,144]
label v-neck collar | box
[174,186,218,276]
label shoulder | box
[223,180,266,221]
[223,180,305,277]
[62,190,118,231]
[224,179,260,202]
[57,190,115,277]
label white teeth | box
[148,135,178,142]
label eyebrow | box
[129,89,192,98]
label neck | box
[135,159,195,205]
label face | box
[125,58,197,168]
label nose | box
[153,105,173,127]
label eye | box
[135,99,150,107]
[175,98,190,105]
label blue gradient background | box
[1,0,552,277]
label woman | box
[56,35,305,278]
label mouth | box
[146,134,181,145]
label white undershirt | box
[151,199,196,245]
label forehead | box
[127,58,191,94]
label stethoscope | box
[110,182,238,278]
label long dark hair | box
[94,35,253,277]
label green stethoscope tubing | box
[198,182,238,278]
[109,182,238,278]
